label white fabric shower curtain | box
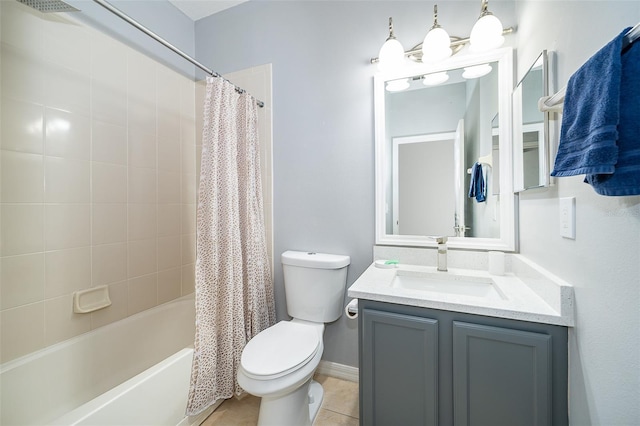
[186,76,276,416]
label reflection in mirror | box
[375,48,515,251]
[514,50,550,191]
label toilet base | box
[257,379,324,426]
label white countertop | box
[348,258,574,327]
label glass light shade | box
[462,64,492,79]
[421,27,452,63]
[386,78,410,92]
[423,72,449,86]
[378,38,405,72]
[469,14,505,52]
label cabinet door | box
[361,309,438,426]
[453,321,552,426]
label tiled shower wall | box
[0,1,198,363]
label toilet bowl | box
[237,320,325,426]
[237,251,350,426]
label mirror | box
[374,48,516,251]
[513,50,551,191]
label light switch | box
[559,197,576,239]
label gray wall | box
[194,2,639,424]
[513,2,640,425]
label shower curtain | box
[186,76,276,416]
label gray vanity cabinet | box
[358,300,568,426]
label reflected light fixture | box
[462,63,493,79]
[386,78,411,92]
[469,0,505,52]
[378,17,405,72]
[422,71,449,86]
[421,5,452,64]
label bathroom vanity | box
[348,253,573,426]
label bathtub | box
[0,294,215,426]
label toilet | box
[237,250,350,426]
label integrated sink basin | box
[392,270,507,301]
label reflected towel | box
[552,27,640,195]
[468,162,486,203]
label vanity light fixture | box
[469,0,505,52]
[371,2,513,66]
[378,17,406,72]
[421,5,452,64]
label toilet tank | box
[282,251,350,323]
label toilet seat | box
[241,321,320,380]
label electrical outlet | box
[559,197,576,239]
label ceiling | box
[168,0,248,21]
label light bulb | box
[386,78,410,92]
[470,1,505,53]
[421,5,452,64]
[378,17,406,72]
[422,27,452,63]
[423,72,449,86]
[462,64,492,79]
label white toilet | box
[237,250,350,426]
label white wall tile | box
[0,1,44,56]
[157,235,181,271]
[0,204,44,256]
[44,204,90,251]
[182,233,195,265]
[45,157,90,203]
[42,14,90,75]
[45,247,91,298]
[92,203,127,245]
[157,267,181,305]
[92,162,127,203]
[1,98,44,154]
[1,150,44,202]
[92,120,127,165]
[1,254,45,310]
[158,140,181,173]
[90,280,128,329]
[182,203,196,236]
[128,126,156,169]
[45,108,90,160]
[45,64,90,116]
[128,203,157,241]
[1,43,46,105]
[157,204,181,237]
[181,263,195,296]
[128,166,157,203]
[92,243,127,287]
[1,302,45,363]
[92,78,128,126]
[128,273,157,315]
[44,294,91,346]
[127,238,157,278]
[157,171,181,204]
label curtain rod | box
[92,0,265,108]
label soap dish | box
[73,286,112,314]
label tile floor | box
[202,374,359,426]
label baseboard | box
[187,400,221,426]
[316,360,359,383]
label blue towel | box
[587,32,640,196]
[468,162,486,202]
[552,27,640,196]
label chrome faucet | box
[430,236,448,272]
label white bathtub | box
[0,294,214,426]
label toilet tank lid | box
[282,251,350,269]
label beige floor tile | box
[314,374,360,418]
[314,408,359,426]
[202,376,359,425]
[201,394,260,426]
